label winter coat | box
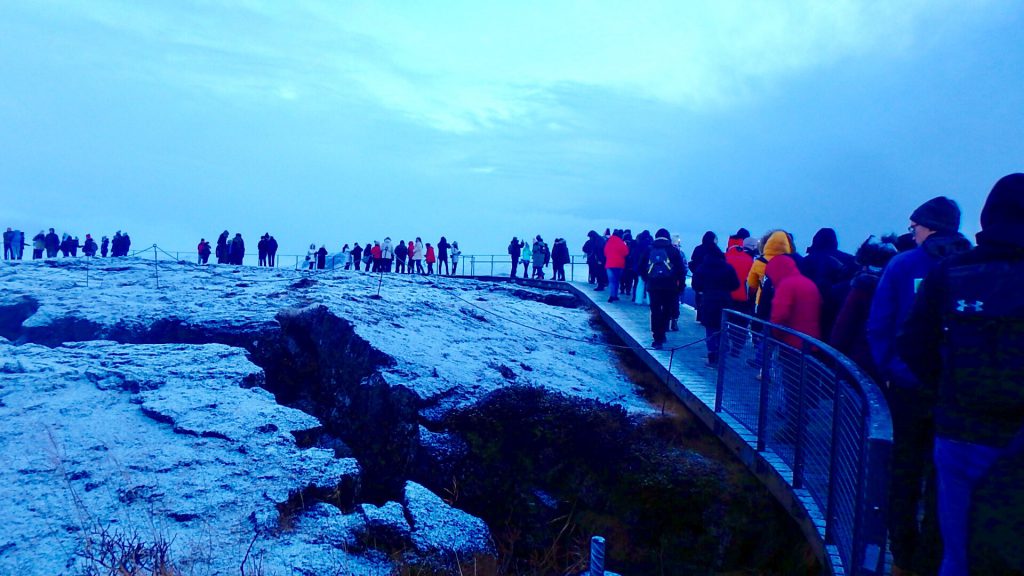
[898,236,1024,447]
[531,241,548,268]
[408,241,416,261]
[692,249,740,330]
[689,232,719,273]
[767,255,822,347]
[198,241,211,257]
[585,231,606,266]
[414,240,424,261]
[508,239,522,262]
[551,239,570,266]
[639,237,686,292]
[257,237,268,256]
[381,239,394,260]
[394,242,408,262]
[268,237,278,255]
[437,238,449,260]
[747,231,793,306]
[45,232,60,251]
[230,236,244,263]
[829,269,884,382]
[371,244,382,260]
[316,247,328,269]
[450,245,462,262]
[603,235,629,269]
[520,242,532,264]
[725,245,754,304]
[351,245,363,261]
[425,245,436,264]
[867,232,972,388]
[83,238,98,257]
[33,233,45,251]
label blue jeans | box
[934,436,1003,576]
[607,268,623,299]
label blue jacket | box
[867,232,971,387]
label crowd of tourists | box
[632,174,1020,576]
[6,174,1022,576]
[3,228,131,260]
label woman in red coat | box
[766,254,822,348]
[425,243,436,274]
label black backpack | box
[647,247,673,280]
[754,257,775,319]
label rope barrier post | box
[153,244,159,289]
[589,536,605,576]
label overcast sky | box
[2,1,1021,257]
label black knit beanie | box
[655,228,671,240]
[910,196,960,233]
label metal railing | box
[114,250,597,280]
[715,309,891,576]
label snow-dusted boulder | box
[404,481,495,561]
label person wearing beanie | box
[726,227,751,250]
[868,195,972,575]
[899,173,1024,576]
[639,228,687,349]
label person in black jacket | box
[230,233,245,265]
[639,228,687,349]
[394,240,408,274]
[508,237,522,278]
[316,245,328,269]
[551,238,570,281]
[800,227,856,337]
[351,243,363,271]
[690,231,719,322]
[437,236,450,275]
[267,235,278,267]
[586,230,607,291]
[899,173,1024,576]
[44,228,60,258]
[691,244,739,365]
[258,234,269,266]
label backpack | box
[755,257,775,319]
[647,247,673,280]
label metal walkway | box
[561,281,892,576]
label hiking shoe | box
[651,340,664,350]
[669,319,679,331]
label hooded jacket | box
[725,245,754,304]
[747,231,793,305]
[585,231,606,266]
[692,246,740,330]
[551,239,570,266]
[532,239,549,268]
[767,254,822,347]
[381,239,394,260]
[639,235,686,291]
[604,234,629,269]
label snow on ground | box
[0,257,654,574]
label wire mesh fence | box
[716,309,892,576]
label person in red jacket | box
[425,243,436,274]
[766,253,822,348]
[603,229,629,302]
[370,241,383,273]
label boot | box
[669,319,679,331]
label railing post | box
[756,320,771,452]
[590,536,605,576]
[490,255,494,276]
[792,340,810,489]
[715,311,729,413]
[470,256,476,276]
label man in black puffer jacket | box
[639,228,687,349]
[899,173,1024,576]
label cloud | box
[10,0,1007,133]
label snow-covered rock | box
[0,257,655,574]
[404,481,495,561]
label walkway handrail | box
[717,309,892,575]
